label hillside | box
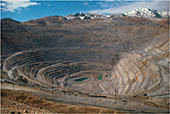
[1,13,166,55]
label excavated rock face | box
[108,31,169,96]
[1,15,169,99]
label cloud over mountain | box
[88,1,169,14]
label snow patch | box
[124,8,170,19]
[79,16,85,20]
[65,16,75,20]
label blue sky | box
[0,0,169,22]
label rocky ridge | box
[65,12,111,20]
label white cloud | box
[46,3,51,6]
[1,0,40,12]
[83,2,89,6]
[97,1,132,8]
[0,3,6,7]
[88,1,169,14]
[98,2,109,8]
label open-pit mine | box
[1,10,170,113]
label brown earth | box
[1,89,124,113]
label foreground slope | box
[2,89,123,113]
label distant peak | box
[1,18,21,23]
[65,13,113,20]
[73,13,86,17]
[2,18,20,23]
[124,8,170,19]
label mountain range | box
[1,8,169,56]
[65,8,169,20]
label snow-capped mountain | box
[65,8,169,20]
[65,13,111,20]
[124,8,170,19]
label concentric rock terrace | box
[3,31,169,97]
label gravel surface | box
[1,88,124,113]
